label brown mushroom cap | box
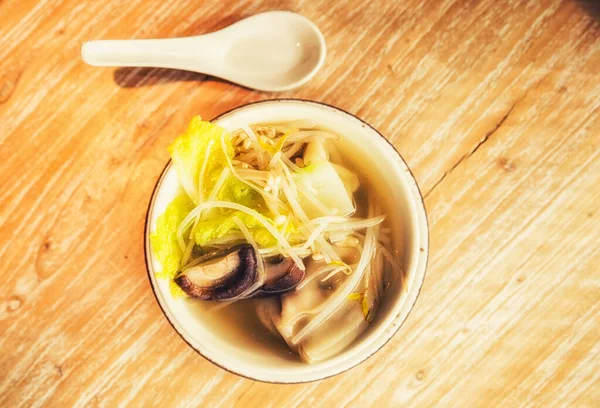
[174,245,257,300]
[174,245,306,300]
[261,257,305,294]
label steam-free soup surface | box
[151,118,404,363]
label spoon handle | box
[81,37,219,73]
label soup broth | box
[151,118,404,363]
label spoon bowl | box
[81,11,326,92]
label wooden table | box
[1,0,598,406]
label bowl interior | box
[145,100,428,382]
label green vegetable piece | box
[168,116,234,205]
[150,195,194,297]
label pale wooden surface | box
[1,0,599,406]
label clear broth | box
[181,134,402,362]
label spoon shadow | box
[113,67,256,92]
[113,67,205,88]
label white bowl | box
[144,99,429,383]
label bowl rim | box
[144,98,429,383]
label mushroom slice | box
[174,245,257,300]
[261,257,306,294]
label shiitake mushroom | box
[175,244,304,300]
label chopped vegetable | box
[293,161,355,218]
[150,195,194,297]
[194,211,280,248]
[168,116,234,205]
[347,292,372,322]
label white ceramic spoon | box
[81,11,326,92]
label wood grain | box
[1,0,598,406]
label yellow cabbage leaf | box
[150,195,194,297]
